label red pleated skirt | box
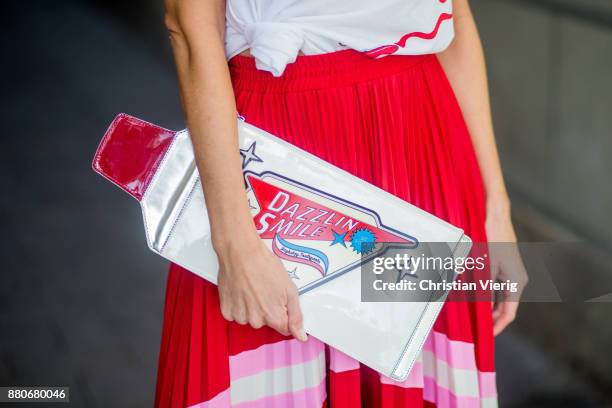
[155,50,497,408]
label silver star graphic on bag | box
[287,267,300,280]
[240,141,263,169]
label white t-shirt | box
[225,0,454,77]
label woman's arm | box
[164,0,306,341]
[438,0,528,335]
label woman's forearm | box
[438,0,510,218]
[165,0,258,251]
[164,1,306,341]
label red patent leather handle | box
[92,114,177,201]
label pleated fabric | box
[155,50,497,408]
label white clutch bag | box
[92,114,472,381]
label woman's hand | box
[485,200,528,336]
[215,236,308,342]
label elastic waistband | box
[229,49,433,93]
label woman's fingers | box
[265,310,290,336]
[232,299,248,325]
[492,300,518,336]
[224,289,306,340]
[248,313,265,330]
[489,242,528,336]
[219,285,235,322]
[220,299,234,322]
[287,289,307,342]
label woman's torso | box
[226,0,454,77]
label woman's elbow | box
[164,0,225,43]
[164,11,191,63]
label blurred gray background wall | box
[1,0,611,407]
[472,0,612,402]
